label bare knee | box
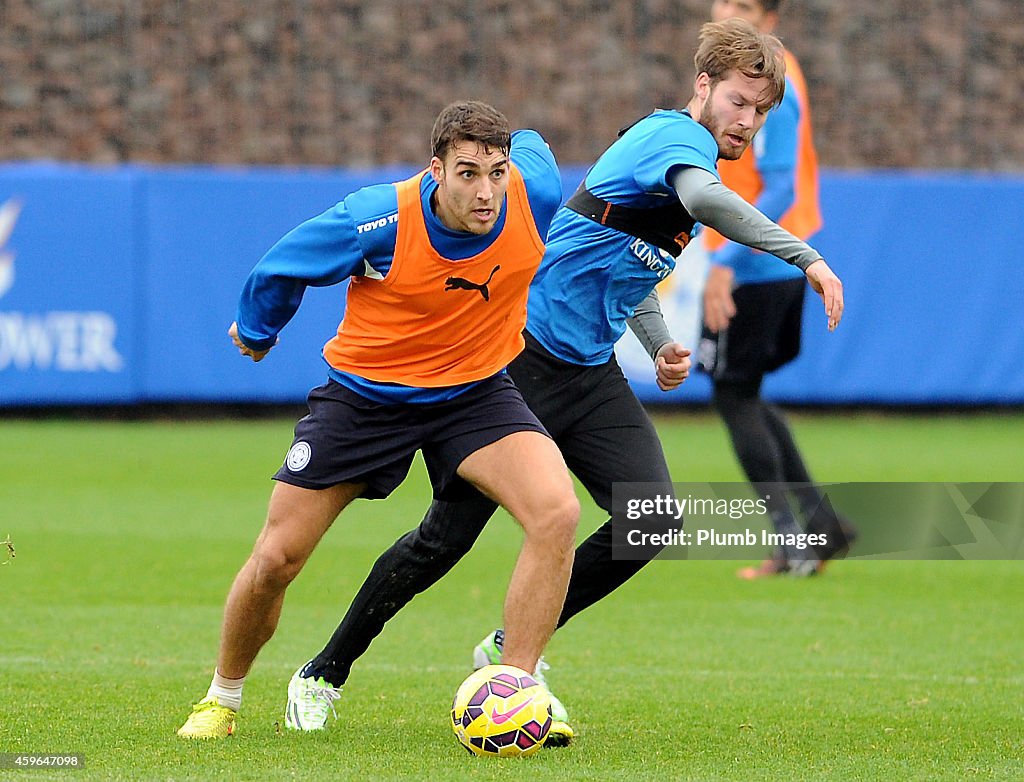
[249,536,305,592]
[248,482,354,592]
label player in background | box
[177,101,578,739]
[287,19,844,744]
[699,0,857,579]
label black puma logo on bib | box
[444,265,501,301]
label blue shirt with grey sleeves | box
[526,109,720,365]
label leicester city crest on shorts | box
[286,441,312,472]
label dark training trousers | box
[310,331,673,686]
[702,279,853,553]
[700,278,826,532]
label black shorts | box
[508,331,672,513]
[697,276,805,384]
[274,373,548,500]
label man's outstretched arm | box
[672,165,843,331]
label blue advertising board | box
[1,162,1022,406]
[0,164,139,403]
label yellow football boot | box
[176,697,236,739]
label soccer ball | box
[450,664,552,757]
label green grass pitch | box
[1,411,1022,780]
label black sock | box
[308,495,495,686]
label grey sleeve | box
[626,289,673,360]
[671,166,823,271]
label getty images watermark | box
[621,493,827,552]
[612,482,1024,561]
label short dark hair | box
[430,100,512,161]
[760,0,784,12]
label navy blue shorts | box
[273,373,549,500]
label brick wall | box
[2,1,1021,169]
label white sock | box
[206,670,245,712]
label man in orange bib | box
[285,20,845,745]
[177,101,577,739]
[698,0,857,578]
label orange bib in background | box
[704,50,822,251]
[324,166,544,387]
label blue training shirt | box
[235,129,562,403]
[712,79,805,285]
[528,110,719,365]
